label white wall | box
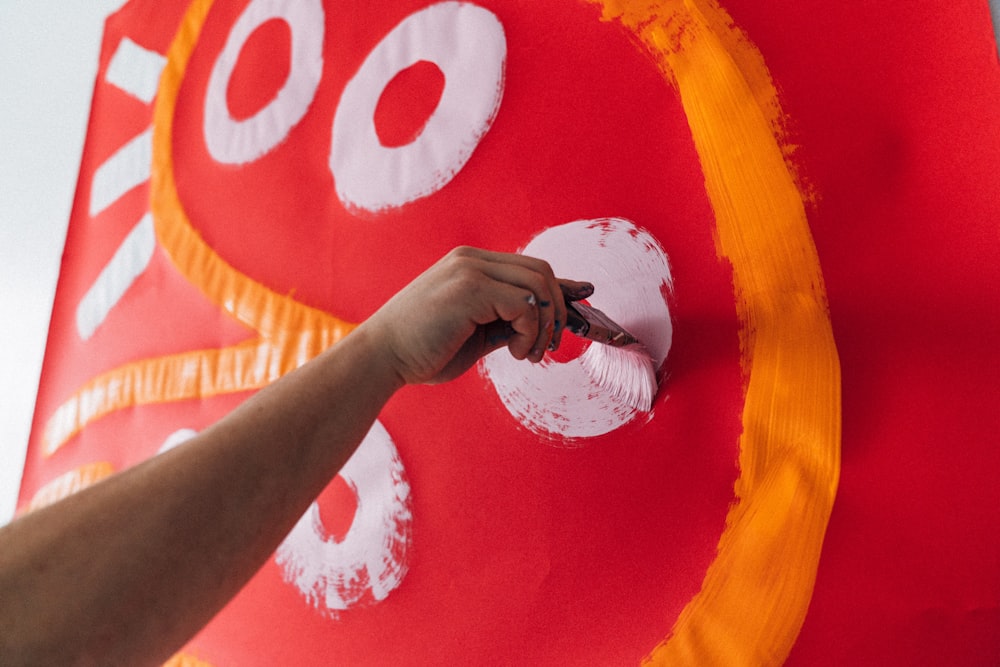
[0,1,127,523]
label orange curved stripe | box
[44,339,276,455]
[151,8,353,343]
[591,0,842,664]
[26,462,115,513]
[42,0,356,457]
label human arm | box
[0,247,589,666]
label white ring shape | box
[275,420,412,616]
[203,0,324,164]
[480,218,673,442]
[330,1,506,213]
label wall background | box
[0,1,127,523]
[1,1,999,525]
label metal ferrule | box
[564,302,641,348]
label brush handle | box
[564,302,640,348]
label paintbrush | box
[563,301,658,412]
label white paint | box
[75,212,156,340]
[480,218,673,442]
[158,428,198,453]
[582,341,657,412]
[105,37,167,104]
[276,420,412,616]
[330,1,505,213]
[203,0,324,164]
[88,127,152,217]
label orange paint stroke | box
[163,652,217,667]
[589,0,842,664]
[26,461,115,513]
[41,0,356,457]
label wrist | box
[336,320,408,397]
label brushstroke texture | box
[481,218,672,442]
[42,0,356,456]
[588,0,842,664]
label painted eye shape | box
[203,0,324,164]
[154,423,413,616]
[151,397,413,616]
[329,1,506,213]
[275,420,412,616]
[480,218,673,443]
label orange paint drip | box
[590,0,841,664]
[41,0,357,457]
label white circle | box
[203,0,324,164]
[480,218,673,442]
[330,1,506,213]
[275,420,412,616]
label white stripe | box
[105,37,167,104]
[89,128,152,217]
[76,213,156,340]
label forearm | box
[0,324,403,666]
[0,247,574,666]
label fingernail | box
[526,294,537,306]
[568,283,594,299]
[538,299,551,308]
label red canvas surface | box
[19,0,1000,664]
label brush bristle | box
[581,343,658,412]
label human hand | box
[362,246,593,386]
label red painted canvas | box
[19,0,1000,664]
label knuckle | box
[448,245,478,261]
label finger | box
[559,280,595,303]
[490,284,542,361]
[482,320,515,354]
[550,280,593,351]
[461,251,561,361]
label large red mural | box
[19,0,1000,664]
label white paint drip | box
[75,213,156,340]
[330,1,506,213]
[275,420,412,616]
[89,128,152,217]
[480,218,673,442]
[105,37,167,104]
[203,0,325,164]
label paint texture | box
[41,0,356,456]
[330,1,506,212]
[276,420,412,615]
[481,218,672,442]
[587,0,842,664]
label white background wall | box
[0,1,127,523]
